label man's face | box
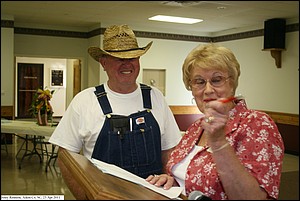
[100,55,140,91]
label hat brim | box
[88,41,153,62]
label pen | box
[130,118,132,132]
[219,94,244,103]
[204,94,244,103]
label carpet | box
[279,171,299,200]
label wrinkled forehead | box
[190,66,228,78]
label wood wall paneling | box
[1,106,14,144]
[1,106,14,120]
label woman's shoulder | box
[235,100,275,123]
[245,109,275,122]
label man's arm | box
[57,147,87,200]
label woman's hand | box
[145,174,176,190]
[201,99,233,141]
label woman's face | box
[190,67,234,113]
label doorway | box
[17,63,44,118]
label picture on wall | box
[51,69,64,87]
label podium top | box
[59,149,187,200]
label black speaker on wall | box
[263,18,286,49]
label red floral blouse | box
[166,100,284,200]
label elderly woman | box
[146,43,284,200]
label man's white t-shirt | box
[49,82,181,158]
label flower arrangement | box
[29,87,54,126]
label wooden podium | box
[59,149,186,200]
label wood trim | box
[1,106,14,120]
[169,105,200,115]
[2,20,297,41]
[262,110,299,126]
[169,105,299,126]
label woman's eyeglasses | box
[189,76,231,90]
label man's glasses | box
[189,76,231,90]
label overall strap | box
[94,84,112,115]
[140,83,152,109]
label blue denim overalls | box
[91,84,163,178]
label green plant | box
[29,88,54,119]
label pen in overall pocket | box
[130,118,132,132]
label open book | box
[90,158,183,199]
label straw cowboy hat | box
[88,24,153,61]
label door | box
[17,63,44,118]
[143,69,166,96]
[73,59,81,97]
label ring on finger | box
[205,116,214,123]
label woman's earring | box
[191,97,195,105]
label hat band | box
[105,47,146,53]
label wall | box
[13,33,89,92]
[15,57,67,117]
[1,27,14,106]
[219,32,299,114]
[1,20,299,116]
[138,32,299,114]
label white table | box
[1,119,57,170]
[1,119,56,137]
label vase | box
[37,111,48,126]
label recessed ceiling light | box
[149,15,203,24]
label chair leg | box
[45,144,58,172]
[1,134,9,155]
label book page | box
[90,158,183,199]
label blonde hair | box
[182,43,241,92]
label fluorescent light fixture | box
[149,15,203,24]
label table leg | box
[18,135,42,169]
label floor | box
[1,135,299,200]
[1,135,75,200]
